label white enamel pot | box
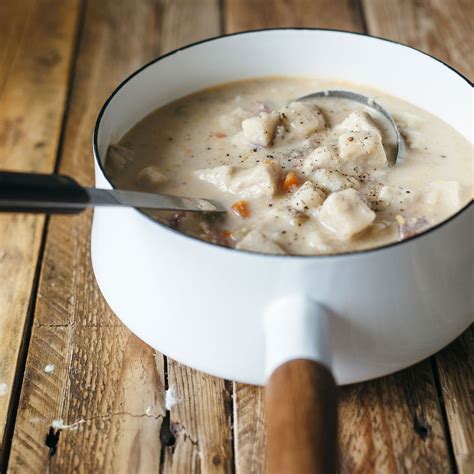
[92,29,472,471]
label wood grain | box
[435,327,473,474]
[265,360,337,474]
[338,360,452,473]
[233,384,266,474]
[8,0,166,471]
[362,0,474,79]
[163,363,233,473]
[9,326,165,473]
[234,360,456,474]
[160,0,221,52]
[224,0,364,32]
[0,0,81,458]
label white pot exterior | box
[92,30,473,385]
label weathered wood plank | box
[163,364,233,473]
[160,0,221,52]
[9,0,227,472]
[435,327,473,474]
[9,326,165,473]
[362,0,473,79]
[0,0,81,458]
[338,361,452,473]
[233,384,266,474]
[7,0,167,472]
[156,2,235,473]
[224,0,364,32]
[233,362,454,474]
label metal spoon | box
[0,171,225,214]
[297,90,405,165]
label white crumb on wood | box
[145,405,161,417]
[0,250,5,261]
[165,385,179,410]
[30,417,47,424]
[52,418,86,431]
[44,364,55,374]
[0,383,7,396]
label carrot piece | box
[283,171,300,193]
[231,200,250,219]
[222,230,232,239]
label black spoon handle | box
[0,171,89,214]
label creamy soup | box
[105,77,472,255]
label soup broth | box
[105,77,472,255]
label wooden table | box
[0,1,472,472]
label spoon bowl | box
[298,89,405,165]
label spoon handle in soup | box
[264,297,337,474]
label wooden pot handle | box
[265,359,337,474]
